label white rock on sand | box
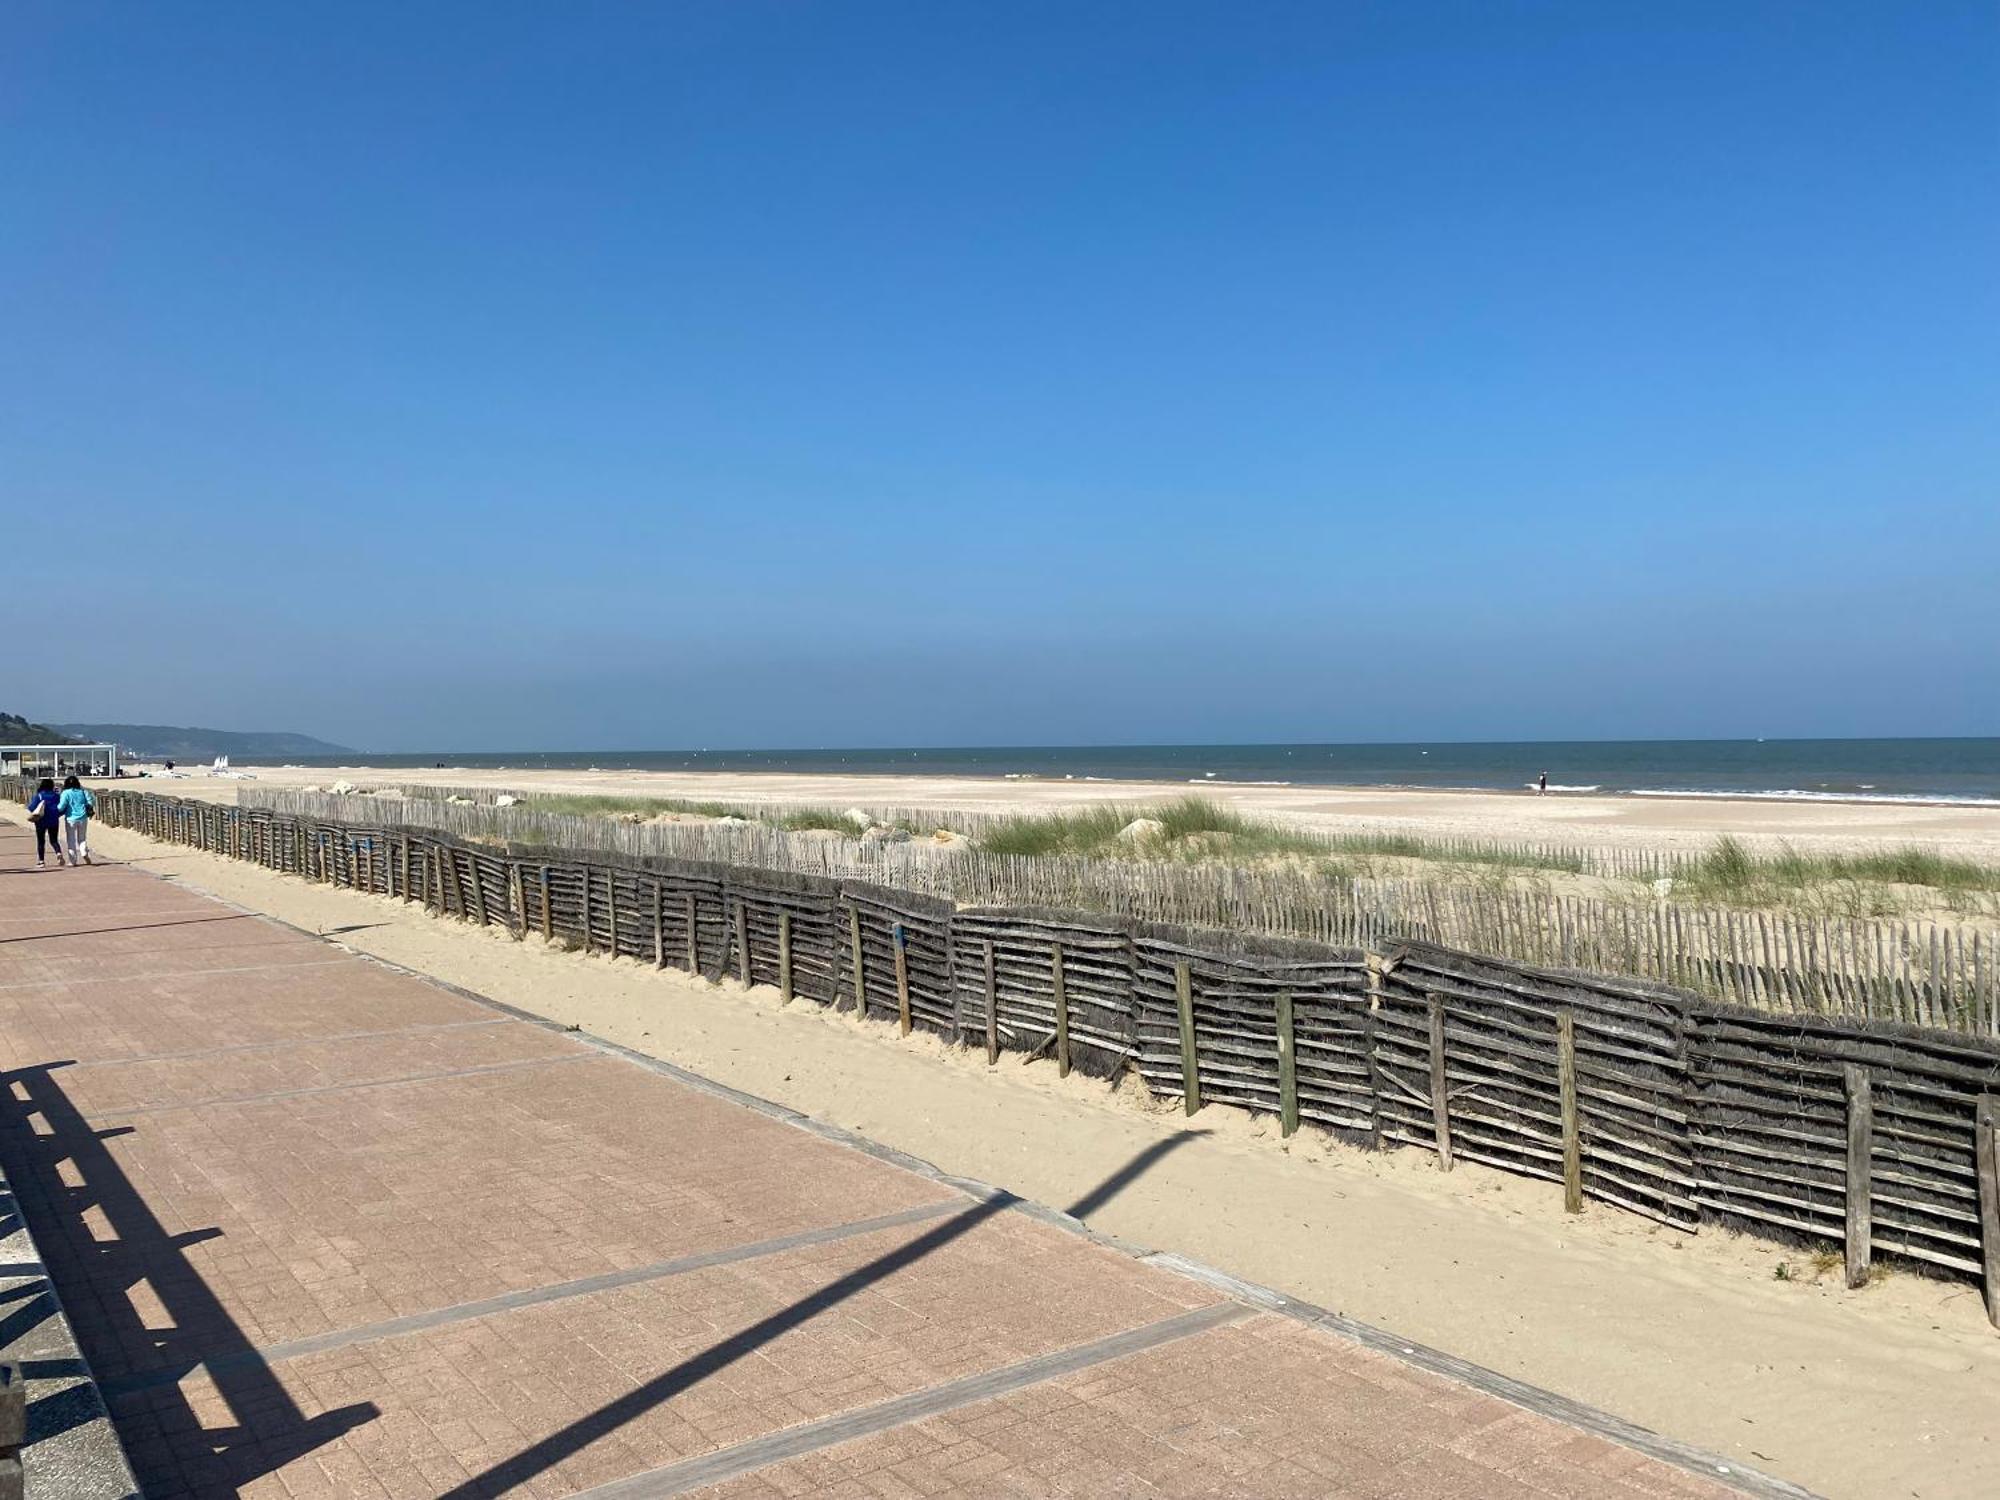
[1117,817,1167,844]
[844,806,875,830]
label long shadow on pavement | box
[0,1061,378,1495]
[438,1129,1209,1500]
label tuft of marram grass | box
[530,792,756,820]
[775,807,860,833]
[976,798,1322,860]
[1668,836,2000,914]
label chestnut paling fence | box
[50,783,2000,1327]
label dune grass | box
[1666,836,2000,916]
[979,798,1323,860]
[1318,831,1586,874]
[775,807,861,833]
[526,793,859,834]
[530,792,749,820]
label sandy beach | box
[153,761,2000,862]
[45,809,2000,1500]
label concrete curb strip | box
[0,1164,142,1499]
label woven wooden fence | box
[50,784,2000,1325]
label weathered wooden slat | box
[1845,1063,1873,1289]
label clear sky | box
[7,3,1995,751]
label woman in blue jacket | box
[25,777,62,867]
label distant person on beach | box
[1538,771,1548,794]
[57,775,95,866]
[25,778,62,868]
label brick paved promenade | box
[0,823,1774,1499]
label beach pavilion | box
[0,742,118,778]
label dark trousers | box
[34,822,60,861]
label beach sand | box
[152,760,2000,861]
[49,809,2000,1500]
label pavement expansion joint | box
[0,956,357,994]
[571,1301,1260,1499]
[86,1049,602,1118]
[66,1016,515,1070]
[95,1196,970,1398]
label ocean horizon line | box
[216,736,2000,807]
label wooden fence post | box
[1428,992,1453,1171]
[1175,960,1201,1116]
[1361,950,1401,1149]
[468,851,489,926]
[735,899,751,984]
[1052,943,1070,1078]
[580,866,593,951]
[848,905,867,1014]
[541,867,553,941]
[1978,1094,2000,1329]
[893,924,912,1035]
[685,892,698,971]
[653,881,665,968]
[1276,990,1298,1138]
[1558,1009,1582,1213]
[778,911,794,1002]
[399,836,410,900]
[507,862,524,939]
[983,939,999,1065]
[607,872,620,954]
[1845,1063,1873,1289]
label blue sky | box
[6,2,1995,750]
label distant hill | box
[57,724,357,761]
[0,711,79,744]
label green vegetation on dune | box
[1670,836,2000,915]
[1317,831,1586,874]
[526,792,856,832]
[775,807,861,833]
[529,792,746,820]
[977,799,1595,872]
[980,798,1323,860]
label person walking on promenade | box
[57,774,95,866]
[25,777,63,868]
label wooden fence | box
[238,786,2000,1035]
[59,784,2000,1325]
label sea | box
[284,738,2000,807]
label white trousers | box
[64,820,89,864]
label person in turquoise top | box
[56,775,95,866]
[24,777,62,867]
